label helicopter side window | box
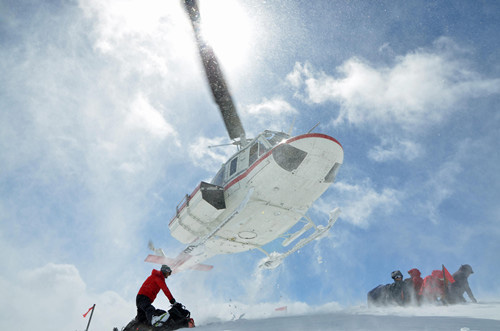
[249,143,258,165]
[229,157,238,176]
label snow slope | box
[192,302,500,331]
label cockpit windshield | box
[263,131,290,147]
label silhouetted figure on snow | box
[448,264,477,304]
[387,270,408,306]
[367,270,409,306]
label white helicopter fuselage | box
[166,130,343,272]
[143,1,345,273]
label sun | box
[198,0,255,72]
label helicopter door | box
[225,148,251,196]
[228,157,238,177]
[227,149,250,180]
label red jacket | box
[420,270,445,300]
[138,269,174,302]
[408,268,423,294]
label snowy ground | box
[191,302,500,331]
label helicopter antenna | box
[307,122,320,134]
[208,141,239,149]
[183,0,247,146]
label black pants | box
[136,294,156,325]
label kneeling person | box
[136,265,176,325]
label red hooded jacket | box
[138,269,174,302]
[420,270,445,300]
[408,268,423,294]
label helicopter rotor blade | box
[183,0,246,142]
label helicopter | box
[145,0,344,272]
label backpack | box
[367,284,390,306]
[163,303,193,329]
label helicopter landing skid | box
[258,208,341,269]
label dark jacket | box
[368,280,409,306]
[387,279,407,306]
[449,265,476,303]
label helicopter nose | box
[284,134,344,178]
[272,143,308,172]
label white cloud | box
[287,38,500,132]
[126,93,177,140]
[0,0,196,299]
[415,152,464,224]
[188,136,236,172]
[368,138,424,162]
[78,0,199,92]
[246,97,298,116]
[0,263,132,331]
[320,179,402,228]
[243,97,298,134]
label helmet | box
[391,270,403,280]
[460,264,474,274]
[161,265,172,275]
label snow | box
[191,302,500,331]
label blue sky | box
[1,0,499,330]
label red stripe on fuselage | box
[287,133,342,148]
[225,133,342,190]
[169,133,342,225]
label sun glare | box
[198,0,255,71]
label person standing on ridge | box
[136,265,177,325]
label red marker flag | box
[83,306,94,318]
[442,265,455,283]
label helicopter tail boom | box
[144,253,214,272]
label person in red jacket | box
[404,268,424,305]
[136,265,176,325]
[420,270,446,304]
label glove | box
[169,298,176,305]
